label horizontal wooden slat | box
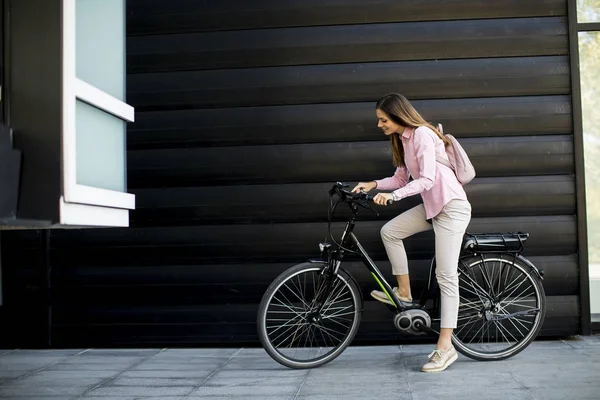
[47,216,576,268]
[127,17,568,73]
[49,296,579,346]
[129,176,575,226]
[52,296,576,325]
[127,0,566,35]
[127,56,570,111]
[49,255,578,307]
[0,230,42,249]
[11,253,578,299]
[127,96,572,149]
[127,136,574,188]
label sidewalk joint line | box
[182,347,244,397]
[401,349,415,400]
[0,348,95,387]
[75,348,167,398]
[293,368,311,399]
[507,370,537,400]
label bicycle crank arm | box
[413,320,439,335]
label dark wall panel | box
[45,216,576,268]
[127,56,570,111]
[127,136,574,187]
[128,96,572,148]
[127,0,566,34]
[48,295,579,347]
[49,256,579,300]
[1,0,583,348]
[127,17,568,72]
[131,176,576,226]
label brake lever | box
[357,190,380,216]
[365,202,380,217]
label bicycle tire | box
[257,262,363,369]
[451,255,546,361]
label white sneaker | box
[370,287,412,305]
[421,346,458,373]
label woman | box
[352,93,471,373]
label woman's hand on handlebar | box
[351,181,377,193]
[373,193,393,206]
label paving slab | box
[0,336,598,399]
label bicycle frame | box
[318,183,544,324]
[320,212,425,312]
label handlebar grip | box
[365,194,393,205]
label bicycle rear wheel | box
[257,262,362,369]
[452,255,546,361]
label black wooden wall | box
[0,0,582,347]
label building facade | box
[0,0,595,347]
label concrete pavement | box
[0,336,599,399]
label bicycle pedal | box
[398,301,423,310]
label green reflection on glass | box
[579,31,600,314]
[577,0,600,23]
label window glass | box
[579,31,600,315]
[578,0,600,23]
[76,0,125,101]
[76,100,126,192]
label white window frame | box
[61,0,135,213]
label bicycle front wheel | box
[257,262,362,369]
[452,255,546,361]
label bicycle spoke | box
[321,280,347,310]
[494,320,512,344]
[499,311,528,338]
[269,318,308,346]
[260,265,360,366]
[456,313,482,337]
[494,319,521,343]
[452,257,544,360]
[270,296,307,315]
[497,270,527,300]
[322,314,354,330]
[479,261,496,298]
[455,320,480,339]
[266,312,305,334]
[322,307,356,320]
[289,275,308,307]
[282,281,311,309]
[459,274,489,304]
[459,297,484,312]
[312,321,348,340]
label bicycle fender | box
[516,255,544,280]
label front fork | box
[312,222,353,313]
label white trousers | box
[380,199,472,328]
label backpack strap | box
[434,123,455,170]
[436,155,453,170]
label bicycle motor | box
[393,309,431,336]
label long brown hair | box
[376,93,449,168]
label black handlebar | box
[325,182,392,246]
[330,182,393,206]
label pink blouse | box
[374,126,467,220]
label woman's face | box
[376,109,402,136]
